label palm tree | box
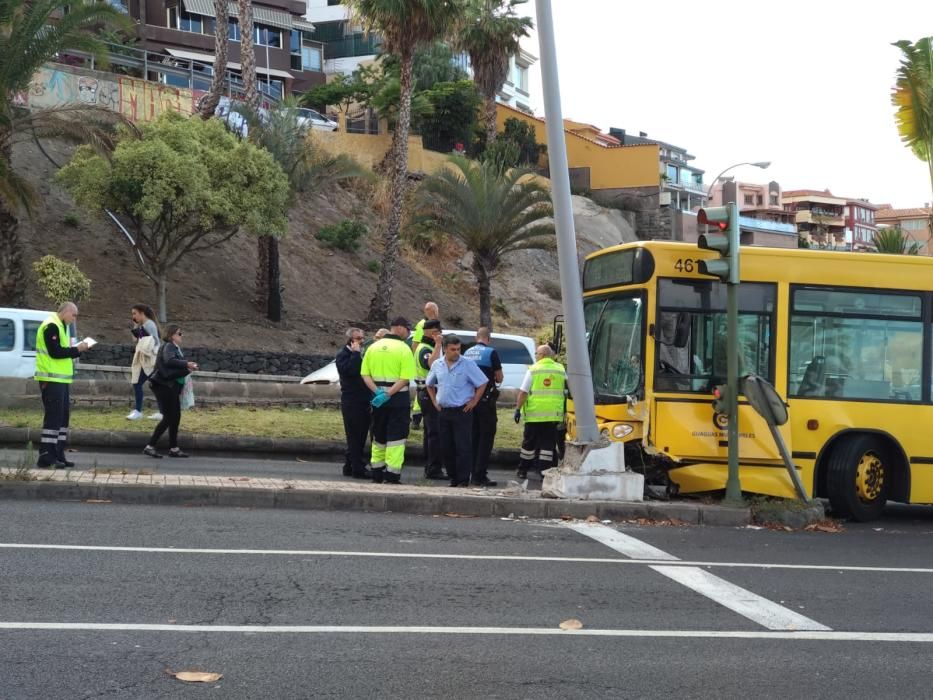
[237,0,258,108]
[345,0,466,323]
[198,0,230,118]
[0,0,128,306]
[456,0,532,146]
[415,155,554,329]
[872,227,921,255]
[238,98,371,320]
[892,37,933,237]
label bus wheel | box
[826,435,889,522]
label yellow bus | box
[568,240,933,521]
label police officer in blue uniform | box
[463,327,503,487]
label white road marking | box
[0,622,928,642]
[565,522,678,560]
[566,523,831,631]
[0,543,931,574]
[651,565,831,631]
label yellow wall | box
[496,104,659,191]
[313,130,450,175]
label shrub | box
[62,213,80,227]
[32,255,91,305]
[366,259,380,273]
[316,220,367,252]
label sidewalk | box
[0,467,751,527]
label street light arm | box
[706,161,771,201]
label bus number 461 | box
[674,258,700,273]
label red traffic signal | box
[697,206,731,231]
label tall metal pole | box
[534,0,599,444]
[724,201,742,503]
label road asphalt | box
[1,503,932,698]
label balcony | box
[324,33,381,59]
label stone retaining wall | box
[82,344,331,377]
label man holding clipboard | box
[34,302,94,468]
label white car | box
[0,307,53,378]
[296,107,339,132]
[300,330,536,389]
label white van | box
[300,329,536,389]
[0,307,53,378]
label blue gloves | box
[513,409,522,424]
[371,388,390,408]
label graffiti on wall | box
[21,67,197,123]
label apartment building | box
[845,199,879,251]
[497,48,536,113]
[782,189,848,249]
[875,207,933,254]
[129,0,326,96]
[706,180,797,248]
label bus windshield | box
[584,294,644,402]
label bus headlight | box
[611,423,634,439]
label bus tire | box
[826,434,889,522]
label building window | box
[301,44,322,71]
[229,18,240,41]
[513,63,528,92]
[756,194,763,205]
[665,164,677,182]
[744,194,754,205]
[769,194,778,206]
[903,219,927,230]
[168,7,211,34]
[255,25,283,48]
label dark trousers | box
[419,390,442,475]
[439,407,474,485]
[341,399,371,475]
[471,399,497,482]
[519,421,559,474]
[148,382,182,449]
[132,369,148,412]
[38,382,70,465]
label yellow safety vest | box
[34,315,74,384]
[361,335,416,391]
[414,340,434,385]
[411,318,426,346]
[524,358,566,423]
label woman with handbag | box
[127,304,160,421]
[143,324,198,458]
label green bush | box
[316,219,367,252]
[366,259,380,273]
[62,213,80,227]
[31,255,91,305]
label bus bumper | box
[669,463,803,499]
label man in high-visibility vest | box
[410,301,439,430]
[34,302,90,468]
[414,319,444,479]
[513,345,566,480]
[361,317,417,484]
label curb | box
[0,475,751,527]
[0,427,522,466]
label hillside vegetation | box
[13,139,635,356]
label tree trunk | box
[238,0,258,109]
[473,259,493,331]
[484,93,498,146]
[199,0,230,119]
[0,204,26,307]
[367,50,415,324]
[155,273,168,323]
[255,235,270,311]
[266,235,282,322]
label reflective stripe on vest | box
[524,358,565,423]
[34,315,74,384]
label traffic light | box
[712,384,731,416]
[697,202,740,284]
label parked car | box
[0,307,52,378]
[300,330,536,389]
[296,107,339,132]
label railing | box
[54,40,282,104]
[324,33,381,60]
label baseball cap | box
[390,316,411,330]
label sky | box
[520,0,933,208]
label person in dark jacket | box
[143,324,197,458]
[336,327,372,479]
